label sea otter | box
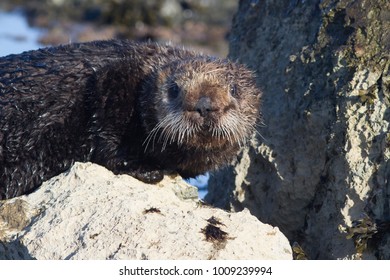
[0,40,261,199]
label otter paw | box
[132,169,164,184]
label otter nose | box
[195,97,212,117]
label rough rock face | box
[207,0,389,259]
[0,162,291,260]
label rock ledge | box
[0,162,291,260]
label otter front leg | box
[127,167,164,184]
[90,135,166,183]
[102,157,165,184]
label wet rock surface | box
[0,0,237,56]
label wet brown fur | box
[0,40,261,199]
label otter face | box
[143,58,261,152]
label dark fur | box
[0,40,261,199]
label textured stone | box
[0,162,291,260]
[207,0,390,259]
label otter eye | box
[229,84,238,97]
[168,82,180,99]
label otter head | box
[141,57,261,152]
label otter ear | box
[237,64,258,81]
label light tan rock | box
[0,162,291,260]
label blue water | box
[186,173,209,199]
[0,10,43,56]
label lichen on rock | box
[207,0,389,259]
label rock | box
[0,162,291,260]
[207,0,389,259]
